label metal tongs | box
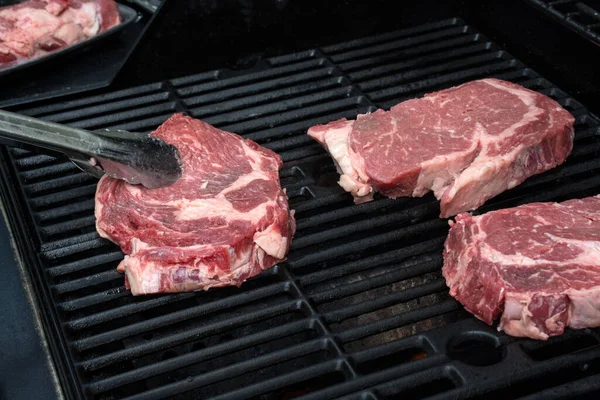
[0,109,182,189]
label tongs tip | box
[72,130,183,189]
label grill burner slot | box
[1,16,600,400]
[447,332,506,366]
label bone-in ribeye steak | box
[443,195,600,340]
[95,114,296,295]
[308,78,575,217]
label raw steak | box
[0,0,120,68]
[95,114,296,295]
[308,79,575,217]
[443,195,600,340]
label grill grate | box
[1,17,600,400]
[525,0,600,45]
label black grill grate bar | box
[536,86,569,98]
[350,334,431,364]
[263,133,319,153]
[321,18,460,54]
[20,162,79,183]
[197,87,355,128]
[63,291,193,321]
[217,97,366,135]
[184,69,337,108]
[57,287,130,312]
[9,148,40,159]
[40,93,172,124]
[338,35,488,75]
[175,59,326,96]
[291,192,350,214]
[556,98,586,114]
[41,216,96,238]
[168,69,221,88]
[323,280,448,326]
[48,251,123,279]
[516,373,600,400]
[52,269,121,295]
[279,143,328,163]
[574,120,600,137]
[42,238,108,262]
[18,165,82,189]
[24,172,96,197]
[336,300,461,344]
[336,392,374,400]
[515,77,555,91]
[301,358,449,400]
[71,281,289,349]
[15,83,166,117]
[494,158,600,202]
[131,358,341,400]
[292,201,440,250]
[344,38,491,80]
[358,51,510,92]
[296,198,400,231]
[29,184,97,210]
[40,231,99,252]
[368,60,520,103]
[440,347,600,400]
[37,199,95,222]
[8,148,32,157]
[14,153,62,170]
[86,319,314,395]
[298,247,444,290]
[191,76,346,120]
[327,26,471,64]
[241,106,374,143]
[267,49,318,66]
[475,174,600,215]
[368,366,458,399]
[79,300,303,371]
[63,102,178,130]
[99,114,174,133]
[287,219,449,269]
[309,256,442,303]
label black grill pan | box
[1,17,600,400]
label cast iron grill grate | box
[1,17,600,400]
[525,0,600,45]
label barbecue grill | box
[1,1,600,399]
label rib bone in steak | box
[443,195,600,340]
[308,79,575,217]
[95,114,296,295]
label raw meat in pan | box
[0,0,120,68]
[443,195,600,340]
[308,78,575,217]
[95,114,296,295]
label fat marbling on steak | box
[95,114,296,295]
[308,78,575,217]
[443,195,600,340]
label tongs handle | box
[0,109,182,189]
[0,109,138,158]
